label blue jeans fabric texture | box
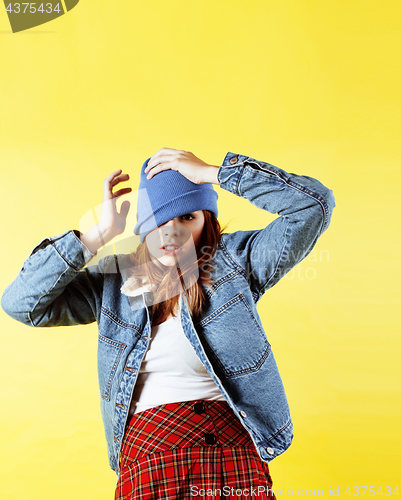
[1,152,336,478]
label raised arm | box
[217,152,336,298]
[1,169,132,327]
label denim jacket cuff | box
[217,152,248,194]
[33,230,97,271]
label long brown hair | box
[125,210,228,325]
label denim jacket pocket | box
[196,293,271,378]
[98,334,127,401]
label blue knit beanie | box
[134,158,219,243]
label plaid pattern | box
[115,400,276,500]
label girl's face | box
[145,210,205,267]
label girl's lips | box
[161,245,182,255]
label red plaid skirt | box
[115,400,277,500]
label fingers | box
[145,155,181,174]
[145,155,174,171]
[113,187,132,199]
[119,200,131,219]
[111,173,130,187]
[146,149,185,172]
[104,169,122,183]
[103,170,130,201]
[145,160,177,180]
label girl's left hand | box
[145,148,219,185]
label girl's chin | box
[158,257,177,267]
[156,252,195,267]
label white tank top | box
[128,300,225,418]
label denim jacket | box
[1,152,335,477]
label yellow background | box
[1,0,400,498]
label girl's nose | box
[162,218,181,236]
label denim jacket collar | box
[120,276,155,297]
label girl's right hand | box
[98,169,132,240]
[80,169,132,255]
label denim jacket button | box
[267,447,275,455]
[229,154,238,164]
[239,410,247,418]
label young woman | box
[1,148,335,499]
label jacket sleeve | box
[1,229,107,327]
[217,152,336,299]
